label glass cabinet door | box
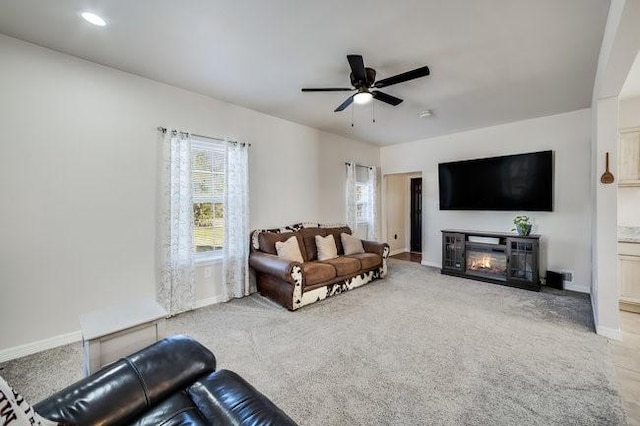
[442,233,465,271]
[506,238,538,284]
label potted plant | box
[512,215,532,236]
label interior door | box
[410,178,422,252]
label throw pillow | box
[341,233,365,255]
[316,234,338,261]
[0,376,60,425]
[275,235,304,263]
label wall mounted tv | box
[438,150,553,211]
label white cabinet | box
[618,242,640,313]
[619,128,640,186]
[80,298,167,376]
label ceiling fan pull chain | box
[351,104,354,127]
[372,101,376,123]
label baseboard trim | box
[389,248,407,257]
[596,325,622,341]
[563,283,590,294]
[620,300,640,313]
[420,260,440,268]
[0,330,82,363]
[194,295,227,309]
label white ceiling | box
[0,0,610,145]
[620,52,640,100]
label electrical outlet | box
[562,271,573,282]
[394,234,398,240]
[204,267,212,278]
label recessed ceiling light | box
[419,110,433,118]
[81,12,107,27]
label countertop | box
[618,226,640,243]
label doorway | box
[410,178,422,253]
[383,172,422,263]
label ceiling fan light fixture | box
[353,91,373,105]
[81,12,107,27]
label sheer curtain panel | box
[223,141,251,299]
[345,161,357,232]
[157,130,196,315]
[366,166,379,241]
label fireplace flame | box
[470,256,492,270]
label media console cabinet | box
[441,229,540,291]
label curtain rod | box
[345,162,375,170]
[157,127,251,147]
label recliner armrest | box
[361,240,390,258]
[249,252,301,283]
[35,335,216,425]
[188,370,298,425]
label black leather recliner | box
[34,335,297,425]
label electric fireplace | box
[441,230,540,291]
[465,246,507,281]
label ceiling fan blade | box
[372,90,403,106]
[301,88,353,92]
[334,95,355,112]
[373,66,430,88]
[347,54,367,84]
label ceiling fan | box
[301,54,430,112]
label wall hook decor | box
[600,152,615,184]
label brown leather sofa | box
[249,223,390,310]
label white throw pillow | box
[341,233,365,255]
[275,236,304,263]
[0,376,59,425]
[316,234,338,261]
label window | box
[191,138,225,259]
[355,182,369,222]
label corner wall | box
[380,109,592,291]
[589,0,640,338]
[0,34,379,355]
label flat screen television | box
[438,150,553,211]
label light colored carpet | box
[0,260,626,425]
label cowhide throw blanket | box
[0,376,60,426]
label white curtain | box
[366,166,379,241]
[157,130,196,315]
[345,161,357,232]
[223,141,251,299]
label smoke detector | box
[419,110,433,118]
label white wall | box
[592,97,620,336]
[618,96,640,227]
[0,35,379,353]
[381,109,592,292]
[619,96,640,127]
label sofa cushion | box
[299,227,326,261]
[341,233,365,255]
[259,232,303,256]
[319,257,361,277]
[345,253,382,270]
[301,262,337,286]
[316,234,338,261]
[275,236,304,263]
[325,226,352,255]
